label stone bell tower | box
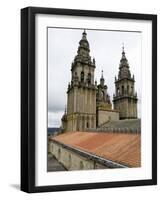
[113,46,138,119]
[63,30,97,132]
[96,70,119,127]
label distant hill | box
[48,127,60,135]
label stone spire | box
[65,30,97,132]
[120,44,128,66]
[71,30,95,69]
[118,45,131,80]
[113,45,138,119]
[61,106,67,121]
[69,30,96,90]
[100,70,105,86]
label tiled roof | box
[51,132,141,167]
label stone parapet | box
[49,139,127,170]
[86,127,141,134]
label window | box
[131,86,133,94]
[82,116,85,130]
[81,71,84,82]
[117,87,120,95]
[122,85,124,95]
[92,117,94,128]
[127,85,129,94]
[88,73,91,84]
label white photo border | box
[35,14,152,186]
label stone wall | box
[113,97,137,119]
[97,109,119,127]
[48,140,126,170]
[66,84,96,132]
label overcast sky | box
[48,28,142,128]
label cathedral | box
[61,30,138,132]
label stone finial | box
[68,82,71,89]
[82,29,87,40]
[122,43,124,52]
[133,74,135,80]
[101,70,104,78]
[95,79,97,86]
[93,57,95,65]
[100,70,105,86]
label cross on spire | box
[122,43,124,52]
[122,43,126,56]
[121,43,126,59]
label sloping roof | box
[51,132,141,168]
[101,119,141,129]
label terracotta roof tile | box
[51,132,141,167]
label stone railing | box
[49,139,127,170]
[86,127,141,134]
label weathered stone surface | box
[102,119,141,129]
[49,131,141,168]
[97,109,119,127]
[113,47,138,120]
[61,31,139,133]
[48,139,126,170]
